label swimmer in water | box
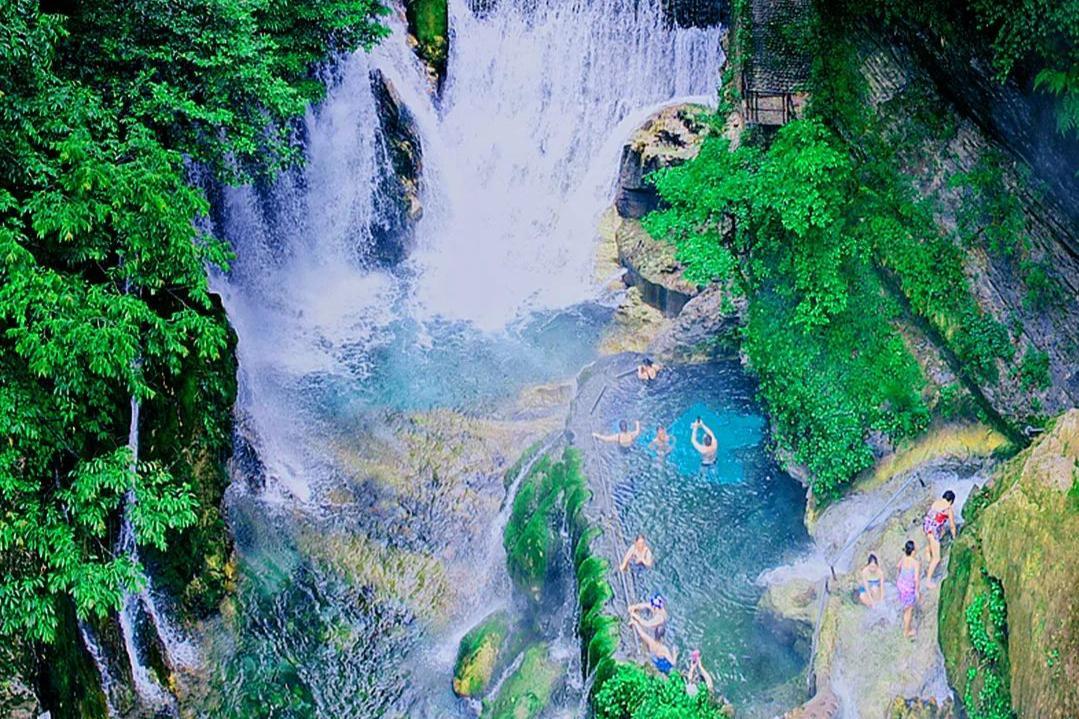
[593,419,641,448]
[637,357,661,382]
[691,418,718,465]
[620,534,655,572]
[629,616,677,675]
[649,425,672,455]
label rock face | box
[647,282,745,361]
[480,643,560,719]
[855,32,1079,431]
[939,410,1079,719]
[614,218,699,316]
[614,104,710,219]
[370,69,423,266]
[453,612,512,698]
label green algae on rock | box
[481,643,561,719]
[453,612,511,698]
[940,409,1079,719]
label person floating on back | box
[896,539,921,639]
[593,419,641,449]
[628,593,668,640]
[691,418,717,465]
[685,649,715,696]
[629,615,677,675]
[620,534,654,573]
[636,357,661,382]
[855,553,884,607]
[922,490,957,587]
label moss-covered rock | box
[405,0,448,83]
[481,644,560,719]
[940,409,1079,718]
[453,612,511,698]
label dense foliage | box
[963,571,1016,719]
[844,0,1079,136]
[0,0,386,650]
[644,8,1034,499]
[593,663,730,719]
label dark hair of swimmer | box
[619,420,628,432]
[943,490,956,503]
[703,434,713,447]
[867,553,878,566]
[636,534,645,542]
[904,540,916,556]
[643,358,653,366]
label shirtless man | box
[619,534,654,573]
[691,418,718,465]
[593,419,641,448]
[630,616,677,675]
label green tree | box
[0,0,386,646]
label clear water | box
[588,361,811,712]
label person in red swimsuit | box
[922,490,957,587]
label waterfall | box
[77,620,120,718]
[116,394,196,713]
[212,0,724,501]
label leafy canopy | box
[0,0,386,643]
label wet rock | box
[647,282,746,361]
[888,696,956,718]
[0,671,40,719]
[405,0,448,86]
[370,69,424,265]
[453,612,512,698]
[615,104,711,219]
[615,218,700,317]
[940,410,1079,718]
[758,576,818,646]
[481,643,560,719]
[782,686,840,719]
[856,32,1079,431]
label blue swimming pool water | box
[588,361,810,714]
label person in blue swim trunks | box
[630,615,677,675]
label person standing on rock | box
[922,490,957,587]
[593,419,641,449]
[896,540,921,638]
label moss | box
[141,300,238,621]
[405,0,447,78]
[36,601,109,719]
[481,644,560,719]
[453,612,511,698]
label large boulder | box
[370,69,424,266]
[453,612,512,698]
[940,410,1079,718]
[481,643,560,719]
[614,218,700,316]
[614,104,711,219]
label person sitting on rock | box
[620,534,654,573]
[896,540,921,639]
[636,357,661,382]
[854,553,885,607]
[691,418,718,465]
[630,616,677,675]
[922,490,957,587]
[593,419,641,449]
[685,649,715,696]
[628,592,668,640]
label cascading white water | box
[78,620,120,719]
[410,0,725,329]
[214,0,724,501]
